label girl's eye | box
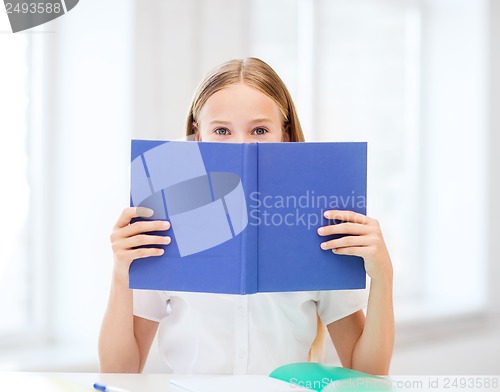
[252,127,268,135]
[214,128,230,135]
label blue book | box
[129,140,367,294]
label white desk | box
[2,372,499,392]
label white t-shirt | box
[133,289,368,375]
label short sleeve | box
[317,287,369,325]
[133,289,168,323]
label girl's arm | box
[318,210,395,375]
[98,207,171,373]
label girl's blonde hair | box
[185,57,325,362]
[185,57,305,142]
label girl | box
[98,57,394,375]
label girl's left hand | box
[317,209,392,282]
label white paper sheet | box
[170,375,313,392]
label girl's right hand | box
[110,207,171,278]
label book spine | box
[241,143,258,294]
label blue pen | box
[93,382,131,392]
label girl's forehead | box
[199,83,281,121]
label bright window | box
[0,14,31,339]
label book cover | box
[129,140,367,294]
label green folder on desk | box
[269,363,392,392]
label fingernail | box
[137,207,154,217]
[165,236,171,244]
[320,242,327,249]
[317,227,325,235]
[162,221,170,229]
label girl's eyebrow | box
[208,120,232,125]
[249,118,274,125]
